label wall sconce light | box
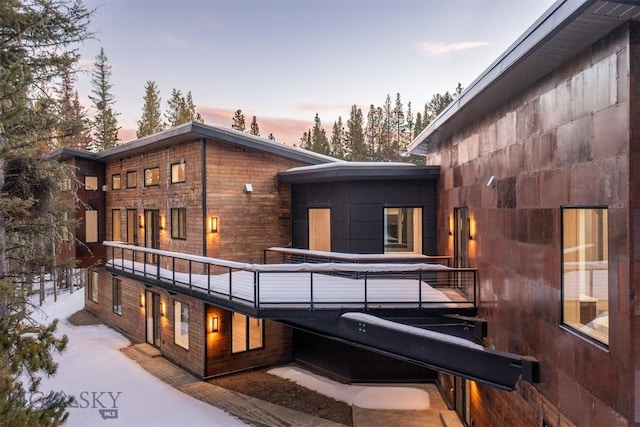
[244,183,253,193]
[448,215,453,236]
[487,175,496,186]
[209,316,219,333]
[140,293,145,308]
[468,217,475,240]
[160,302,166,317]
[160,215,166,231]
[139,214,144,229]
[209,216,218,233]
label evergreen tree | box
[380,94,393,161]
[414,112,424,137]
[55,68,90,149]
[231,109,246,132]
[165,89,204,127]
[137,81,164,137]
[310,114,330,155]
[365,105,380,161]
[405,101,414,148]
[329,116,345,159]
[345,105,366,161]
[299,130,311,150]
[0,0,91,424]
[185,91,203,123]
[390,93,405,161]
[88,47,120,151]
[249,116,260,136]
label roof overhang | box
[47,147,98,162]
[409,0,640,155]
[278,162,440,183]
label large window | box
[126,171,137,188]
[232,313,263,353]
[87,269,99,303]
[171,162,186,184]
[171,208,187,240]
[85,176,98,191]
[112,209,122,241]
[562,207,609,345]
[174,301,189,350]
[85,209,98,243]
[112,174,121,190]
[144,167,160,187]
[112,277,122,315]
[384,207,422,254]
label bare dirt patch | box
[67,309,101,326]
[211,368,353,426]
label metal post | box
[310,272,314,310]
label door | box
[145,291,161,347]
[144,209,159,263]
[308,208,331,251]
[455,377,471,425]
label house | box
[408,0,640,425]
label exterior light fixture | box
[160,302,166,317]
[160,215,166,231]
[448,216,453,236]
[140,293,145,308]
[139,214,144,229]
[468,217,475,240]
[209,216,218,233]
[244,183,253,193]
[487,175,496,186]
[209,316,219,333]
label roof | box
[50,122,337,165]
[47,147,98,161]
[408,0,640,155]
[278,161,440,183]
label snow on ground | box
[34,290,247,427]
[268,366,431,410]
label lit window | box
[171,162,186,184]
[171,208,187,240]
[384,207,422,254]
[87,269,99,303]
[85,209,98,243]
[126,171,137,188]
[174,301,189,350]
[232,313,263,353]
[85,176,98,191]
[144,167,160,187]
[112,277,122,315]
[562,207,609,345]
[126,209,137,244]
[112,174,121,190]
[112,209,122,241]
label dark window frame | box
[112,174,121,190]
[144,167,160,187]
[171,162,186,184]
[87,269,99,303]
[173,300,189,350]
[126,171,137,189]
[231,312,264,354]
[112,277,122,315]
[171,208,187,240]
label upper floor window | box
[232,313,264,353]
[126,171,137,188]
[562,207,609,345]
[171,162,186,184]
[112,174,121,190]
[112,209,122,241]
[171,208,187,240]
[144,167,160,187]
[85,176,98,191]
[85,209,98,243]
[384,207,422,254]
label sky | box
[75,0,558,145]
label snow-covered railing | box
[103,241,477,310]
[264,247,452,266]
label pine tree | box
[346,106,366,161]
[390,93,405,161]
[329,116,345,159]
[55,68,91,150]
[88,47,120,151]
[137,81,164,137]
[310,114,330,155]
[0,0,90,424]
[405,101,414,149]
[380,94,393,161]
[231,109,246,132]
[249,116,260,136]
[165,89,204,127]
[299,130,311,150]
[414,112,424,137]
[185,91,203,123]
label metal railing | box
[264,247,452,266]
[104,241,476,310]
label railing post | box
[188,260,192,290]
[228,268,233,301]
[207,264,211,294]
[419,271,423,309]
[310,272,314,310]
[474,270,478,307]
[364,272,368,310]
[172,257,176,285]
[254,271,259,308]
[156,254,160,281]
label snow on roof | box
[283,161,418,174]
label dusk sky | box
[76,0,557,145]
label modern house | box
[408,0,640,425]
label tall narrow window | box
[112,174,121,190]
[144,167,160,186]
[126,209,137,245]
[112,209,122,241]
[85,209,98,243]
[308,208,331,251]
[384,207,422,254]
[87,269,99,302]
[232,313,264,353]
[171,208,187,240]
[112,277,122,315]
[171,162,186,183]
[174,301,189,350]
[562,207,609,345]
[126,171,137,188]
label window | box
[112,277,122,315]
[384,207,422,254]
[112,209,122,241]
[174,301,189,350]
[232,313,263,353]
[562,207,609,345]
[85,209,98,243]
[85,176,98,191]
[112,174,121,190]
[144,167,160,187]
[126,171,137,188]
[171,208,187,240]
[127,209,137,245]
[87,269,99,303]
[171,162,186,184]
